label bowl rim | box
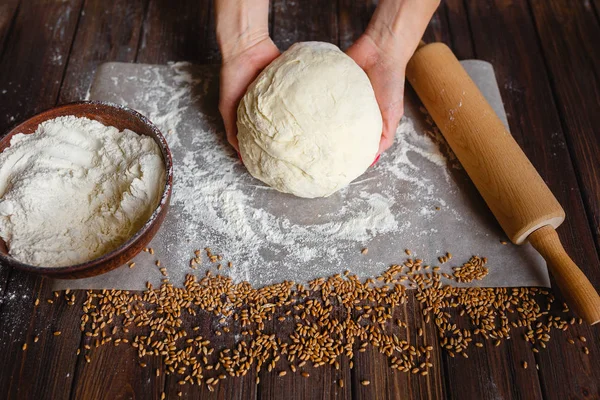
[0,100,174,274]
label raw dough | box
[237,41,382,198]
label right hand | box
[219,37,280,151]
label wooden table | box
[0,1,599,399]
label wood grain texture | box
[463,0,600,399]
[257,308,350,400]
[442,316,543,400]
[0,0,20,300]
[338,0,376,50]
[528,0,600,272]
[0,2,83,398]
[71,331,165,400]
[0,1,599,399]
[0,0,83,133]
[422,2,451,46]
[0,275,84,400]
[58,0,148,103]
[443,0,475,60]
[271,0,338,51]
[352,295,445,400]
[162,309,257,399]
[421,7,543,398]
[525,0,600,397]
[136,0,212,64]
[529,226,600,324]
[407,41,566,245]
[0,273,43,398]
[0,0,19,56]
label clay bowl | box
[0,101,173,279]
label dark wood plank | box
[71,326,165,400]
[0,276,85,400]
[271,0,338,51]
[58,0,148,103]
[202,0,221,63]
[338,0,376,51]
[443,0,475,60]
[136,0,212,64]
[0,264,9,301]
[454,1,600,399]
[0,1,83,398]
[0,0,20,300]
[594,0,600,19]
[439,300,542,400]
[0,273,42,398]
[525,1,600,398]
[162,311,257,400]
[0,0,83,133]
[529,0,600,268]
[352,294,445,400]
[422,1,452,46]
[256,297,351,400]
[533,319,600,400]
[0,0,19,56]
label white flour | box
[0,116,165,267]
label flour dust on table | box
[53,61,549,290]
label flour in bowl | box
[0,115,166,267]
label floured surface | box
[53,61,549,290]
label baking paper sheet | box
[53,61,549,290]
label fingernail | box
[370,154,380,167]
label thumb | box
[219,101,240,152]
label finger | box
[378,104,404,153]
[218,101,240,152]
[378,134,394,154]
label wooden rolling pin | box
[406,42,600,324]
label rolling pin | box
[406,42,600,324]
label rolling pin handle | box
[528,225,600,325]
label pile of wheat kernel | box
[41,252,587,391]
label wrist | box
[364,0,440,63]
[215,0,270,61]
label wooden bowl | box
[0,101,173,279]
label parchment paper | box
[53,61,550,291]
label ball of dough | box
[237,41,382,198]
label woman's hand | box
[347,0,440,155]
[219,38,280,151]
[216,0,278,151]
